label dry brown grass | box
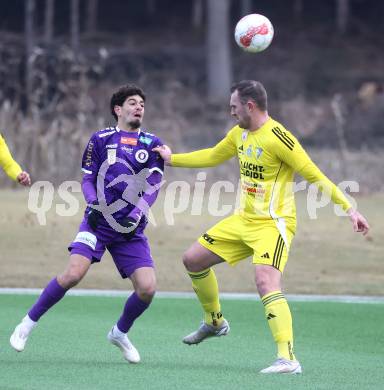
[0,189,382,295]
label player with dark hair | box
[0,133,30,186]
[154,80,369,374]
[10,84,164,364]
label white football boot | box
[182,319,230,345]
[10,315,37,352]
[107,326,140,363]
[260,358,302,374]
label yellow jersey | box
[0,133,22,181]
[171,117,351,231]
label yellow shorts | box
[198,214,294,273]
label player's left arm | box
[274,127,369,235]
[0,134,31,186]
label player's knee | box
[255,272,271,297]
[182,251,196,272]
[58,269,84,289]
[254,267,281,297]
[136,282,156,303]
[255,278,268,297]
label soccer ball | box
[234,14,274,53]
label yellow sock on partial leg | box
[262,291,296,361]
[188,268,223,326]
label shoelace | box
[274,358,294,366]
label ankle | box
[112,325,126,338]
[204,312,224,327]
[22,315,37,332]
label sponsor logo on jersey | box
[106,143,118,149]
[139,136,152,145]
[242,182,266,196]
[256,147,263,159]
[135,149,149,163]
[121,137,137,146]
[246,145,252,157]
[121,146,133,154]
[202,233,215,244]
[240,161,265,179]
[238,145,244,155]
[98,129,116,138]
[107,148,117,165]
[74,231,97,250]
[85,140,94,167]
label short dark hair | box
[110,84,146,121]
[230,80,267,111]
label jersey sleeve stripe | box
[272,127,294,150]
[272,126,295,146]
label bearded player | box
[10,84,164,364]
[154,80,369,374]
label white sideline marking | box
[0,288,383,304]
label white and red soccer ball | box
[234,14,274,53]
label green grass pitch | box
[1,294,382,390]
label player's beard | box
[238,115,251,130]
[128,119,141,129]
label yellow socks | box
[188,268,223,326]
[262,291,295,361]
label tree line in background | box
[0,0,382,188]
[20,0,378,103]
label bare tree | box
[240,0,252,16]
[331,93,349,177]
[192,0,203,29]
[293,0,303,24]
[85,0,98,36]
[25,0,36,105]
[206,0,232,102]
[71,0,80,56]
[146,0,156,16]
[336,0,350,34]
[44,0,55,45]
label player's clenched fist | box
[17,171,31,186]
[152,145,172,165]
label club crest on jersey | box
[135,149,149,163]
[107,148,116,165]
[256,147,263,159]
[246,145,252,157]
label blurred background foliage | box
[0,0,383,188]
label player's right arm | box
[153,129,237,168]
[80,134,104,229]
[81,134,100,204]
[0,133,31,186]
